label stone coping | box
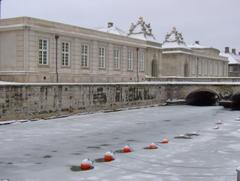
[1,81,240,86]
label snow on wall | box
[0,83,240,121]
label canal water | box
[0,105,239,181]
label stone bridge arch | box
[185,87,219,106]
[182,85,240,106]
[161,84,240,106]
[180,85,239,100]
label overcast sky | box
[1,0,239,52]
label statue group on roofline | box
[164,27,186,45]
[128,17,156,40]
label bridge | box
[159,82,240,106]
[146,77,240,106]
[1,79,240,121]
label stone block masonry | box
[0,83,167,121]
[1,82,240,121]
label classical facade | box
[220,47,240,77]
[0,17,228,83]
[161,28,228,77]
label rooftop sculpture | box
[163,27,186,45]
[128,17,156,40]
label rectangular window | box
[139,51,145,72]
[81,44,89,67]
[204,61,208,75]
[127,50,134,71]
[38,39,48,65]
[212,62,215,75]
[191,60,195,74]
[214,62,218,76]
[98,47,105,68]
[208,61,211,76]
[198,60,202,75]
[62,42,70,66]
[202,61,205,75]
[113,49,120,70]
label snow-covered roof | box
[188,42,216,50]
[189,43,208,49]
[220,52,240,64]
[162,42,189,49]
[128,33,156,41]
[162,27,189,49]
[96,23,127,36]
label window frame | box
[38,39,49,65]
[127,50,134,71]
[198,59,202,75]
[139,51,145,72]
[113,49,121,70]
[81,44,89,68]
[98,47,106,69]
[229,65,234,72]
[61,41,71,67]
[191,60,196,75]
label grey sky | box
[1,0,239,51]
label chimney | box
[195,41,200,45]
[232,48,236,55]
[108,22,114,28]
[225,47,230,53]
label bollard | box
[237,167,240,181]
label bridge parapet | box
[147,77,240,82]
[0,82,240,121]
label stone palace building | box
[221,47,240,77]
[0,17,228,83]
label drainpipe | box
[136,48,139,82]
[55,35,59,83]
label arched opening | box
[231,93,240,110]
[151,59,157,77]
[186,91,219,106]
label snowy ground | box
[0,105,240,181]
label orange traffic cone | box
[148,143,158,149]
[161,138,169,144]
[122,145,132,153]
[80,159,94,171]
[104,151,115,162]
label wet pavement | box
[0,105,240,181]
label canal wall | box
[0,83,168,121]
[1,82,240,121]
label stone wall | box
[1,82,240,121]
[0,84,167,121]
[147,77,240,82]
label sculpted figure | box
[128,17,156,40]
